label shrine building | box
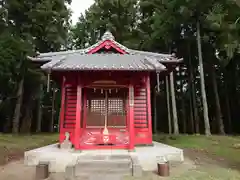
[29,31,182,151]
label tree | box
[0,0,70,133]
[72,0,140,48]
[170,72,179,135]
[165,76,172,134]
[196,21,211,135]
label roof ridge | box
[39,49,86,57]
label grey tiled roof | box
[41,54,167,71]
[31,31,181,61]
[29,31,182,71]
[35,48,178,62]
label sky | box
[70,0,94,24]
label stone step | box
[75,168,132,177]
[65,175,124,180]
[65,155,136,179]
[76,160,132,170]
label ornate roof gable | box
[85,31,129,54]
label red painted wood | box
[146,73,153,142]
[79,145,128,150]
[125,98,129,128]
[87,40,127,54]
[58,71,153,149]
[79,128,129,149]
[133,74,152,145]
[83,89,87,129]
[128,84,135,150]
[74,76,82,150]
[59,76,66,143]
[64,83,77,132]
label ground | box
[0,134,58,165]
[0,134,240,180]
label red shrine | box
[29,31,182,150]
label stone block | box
[132,164,143,177]
[65,165,75,180]
[76,159,131,170]
[75,168,132,177]
[36,161,49,180]
[49,172,65,180]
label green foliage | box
[0,0,70,133]
[71,0,141,49]
[1,0,240,134]
[69,0,240,135]
[205,1,240,64]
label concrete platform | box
[24,141,184,173]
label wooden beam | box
[59,76,66,143]
[74,76,82,150]
[146,74,153,140]
[128,84,135,150]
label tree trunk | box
[36,84,43,133]
[153,89,158,134]
[188,45,195,133]
[211,65,225,134]
[188,42,200,133]
[191,75,200,134]
[235,0,240,7]
[166,75,172,134]
[196,21,211,136]
[225,94,231,133]
[189,90,194,133]
[170,72,179,135]
[12,78,24,134]
[223,70,232,133]
[188,49,200,133]
[20,102,33,133]
[3,117,12,133]
[50,88,56,132]
[180,65,187,133]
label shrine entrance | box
[80,85,130,149]
[30,30,183,151]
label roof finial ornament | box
[102,30,115,41]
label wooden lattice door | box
[80,87,129,147]
[86,88,127,128]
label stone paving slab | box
[89,175,123,180]
[24,141,184,172]
[74,155,134,177]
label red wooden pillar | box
[128,84,135,150]
[74,76,82,150]
[146,74,153,142]
[59,76,66,143]
[83,90,87,128]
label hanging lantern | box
[94,88,96,93]
[101,89,103,94]
[109,89,111,94]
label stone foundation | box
[24,141,184,174]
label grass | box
[153,134,240,163]
[0,133,58,165]
[0,133,239,179]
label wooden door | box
[85,88,127,128]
